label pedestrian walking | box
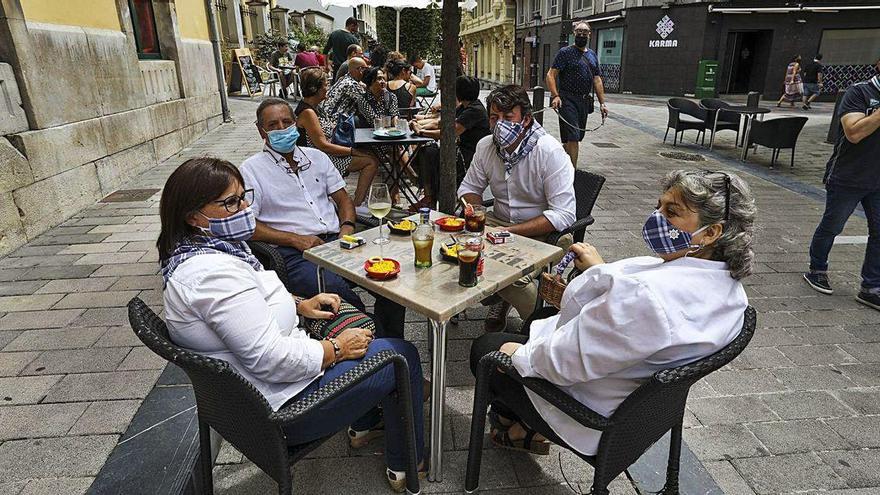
[777,55,803,108]
[804,57,880,311]
[324,17,359,78]
[802,54,825,110]
[545,21,608,168]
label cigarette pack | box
[487,231,514,244]
[340,235,366,250]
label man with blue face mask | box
[239,98,407,336]
[458,85,576,332]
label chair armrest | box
[479,351,613,431]
[546,216,594,246]
[356,214,380,228]
[270,350,401,425]
[246,241,289,289]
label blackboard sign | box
[228,48,263,97]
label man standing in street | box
[802,54,825,110]
[324,17,359,78]
[545,21,608,168]
[804,57,880,311]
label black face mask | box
[574,35,589,48]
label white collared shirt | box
[164,253,324,411]
[511,256,748,455]
[457,134,576,231]
[240,145,347,236]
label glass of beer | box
[465,204,486,233]
[412,223,434,268]
[457,235,483,287]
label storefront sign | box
[649,15,678,48]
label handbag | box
[332,112,356,147]
[302,300,376,340]
[538,251,577,309]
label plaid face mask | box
[493,118,524,149]
[642,210,710,255]
[199,206,257,241]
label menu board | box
[228,48,263,97]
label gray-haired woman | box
[470,169,756,456]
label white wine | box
[368,202,392,219]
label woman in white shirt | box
[469,169,756,456]
[159,158,425,491]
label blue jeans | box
[809,184,880,290]
[277,237,407,337]
[282,338,425,471]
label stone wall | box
[0,20,223,256]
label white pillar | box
[395,8,401,52]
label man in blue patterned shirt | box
[545,21,608,168]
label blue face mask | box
[265,124,300,154]
[199,207,257,241]
[642,210,711,255]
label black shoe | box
[855,290,880,311]
[802,105,810,110]
[484,301,511,333]
[803,272,833,294]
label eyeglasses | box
[211,189,254,213]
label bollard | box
[532,86,545,125]
[826,90,846,144]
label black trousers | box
[468,332,568,447]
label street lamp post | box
[532,13,542,87]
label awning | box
[708,4,880,14]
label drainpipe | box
[207,0,232,122]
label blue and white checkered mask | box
[199,207,256,241]
[493,118,524,150]
[642,210,710,255]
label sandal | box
[348,421,384,448]
[490,422,551,455]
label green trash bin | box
[695,60,718,99]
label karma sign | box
[649,15,678,48]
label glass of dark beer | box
[465,204,486,233]
[457,235,483,287]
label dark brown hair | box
[157,157,245,262]
[486,85,532,117]
[300,67,327,98]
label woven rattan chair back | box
[127,297,292,491]
[247,240,291,291]
[592,306,757,489]
[573,170,605,243]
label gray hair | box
[661,170,757,280]
[255,97,294,128]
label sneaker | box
[855,290,880,311]
[386,467,427,493]
[802,104,810,110]
[803,272,833,295]
[484,301,512,333]
[348,422,384,449]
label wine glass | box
[368,183,392,247]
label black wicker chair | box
[744,117,808,168]
[699,99,741,146]
[466,306,757,495]
[127,297,421,495]
[664,98,707,147]
[547,170,605,246]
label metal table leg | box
[740,115,753,161]
[708,110,719,150]
[428,318,448,482]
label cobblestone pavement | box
[0,93,878,494]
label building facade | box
[514,0,880,98]
[460,0,517,87]
[0,0,225,256]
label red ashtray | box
[434,217,466,232]
[363,257,401,281]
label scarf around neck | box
[161,235,263,286]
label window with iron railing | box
[531,0,541,20]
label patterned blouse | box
[356,90,399,127]
[294,100,352,175]
[321,75,364,119]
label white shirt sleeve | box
[511,273,671,386]
[457,143,490,199]
[239,161,262,218]
[541,149,576,231]
[184,263,325,384]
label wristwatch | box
[341,220,356,229]
[327,337,341,367]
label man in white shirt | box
[240,98,405,336]
[410,52,436,96]
[458,85,576,332]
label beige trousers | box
[485,212,572,319]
